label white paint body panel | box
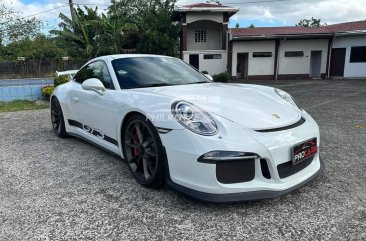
[51,55,322,197]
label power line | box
[0,4,69,27]
[20,5,69,19]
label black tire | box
[122,114,166,188]
[51,97,68,138]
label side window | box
[88,61,115,90]
[74,61,114,89]
[74,66,88,84]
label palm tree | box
[50,6,99,59]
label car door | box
[70,61,120,151]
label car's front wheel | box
[51,97,68,138]
[122,114,165,188]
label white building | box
[173,3,366,80]
[172,3,238,75]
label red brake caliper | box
[133,132,139,157]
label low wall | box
[0,79,53,101]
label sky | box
[2,0,366,32]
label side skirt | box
[67,132,123,160]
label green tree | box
[51,0,179,58]
[25,35,65,76]
[50,6,100,59]
[248,24,255,28]
[0,4,41,43]
[0,34,65,76]
[235,22,239,28]
[91,11,138,55]
[108,0,179,56]
[296,17,322,27]
[135,0,179,56]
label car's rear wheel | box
[122,114,165,188]
[51,97,68,138]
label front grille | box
[256,117,306,133]
[277,155,315,179]
[216,159,255,184]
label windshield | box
[111,56,211,89]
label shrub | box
[201,70,208,74]
[54,75,69,87]
[41,85,54,100]
[212,72,230,83]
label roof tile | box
[231,20,366,37]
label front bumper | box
[166,158,324,202]
[160,112,324,202]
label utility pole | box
[68,0,74,21]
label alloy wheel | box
[51,98,62,134]
[124,120,159,182]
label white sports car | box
[51,54,323,202]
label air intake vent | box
[277,155,315,179]
[216,159,255,184]
[260,159,271,179]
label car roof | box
[91,54,175,62]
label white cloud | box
[3,0,66,21]
[1,0,115,32]
[3,0,366,30]
[177,0,366,25]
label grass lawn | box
[0,100,49,113]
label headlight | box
[171,101,217,136]
[274,88,302,110]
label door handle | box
[72,97,79,103]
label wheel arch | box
[120,111,147,135]
[118,111,148,158]
[119,111,170,188]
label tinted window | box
[74,61,114,89]
[285,51,304,57]
[204,54,222,59]
[112,57,211,89]
[74,67,87,84]
[350,46,366,63]
[253,52,272,57]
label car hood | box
[131,83,301,130]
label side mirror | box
[81,78,106,95]
[204,74,214,81]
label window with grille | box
[195,30,207,43]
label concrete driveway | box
[0,79,365,240]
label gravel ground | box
[0,79,365,240]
